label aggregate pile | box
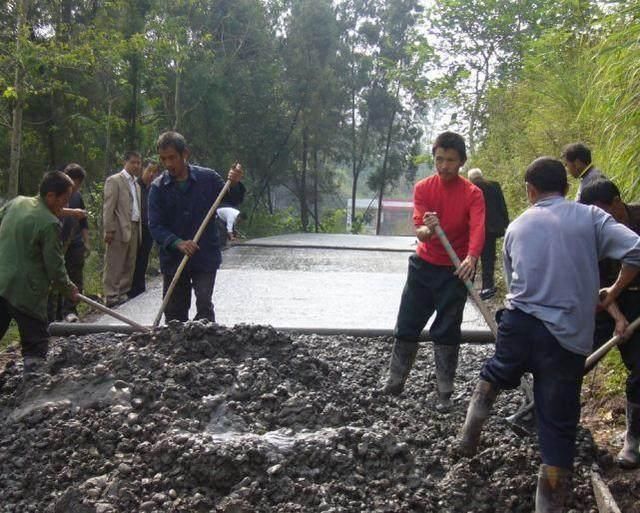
[0,322,598,512]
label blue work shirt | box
[504,195,640,356]
[148,164,243,275]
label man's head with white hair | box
[468,168,483,183]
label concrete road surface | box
[97,233,488,333]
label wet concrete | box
[97,234,488,333]
[0,323,598,512]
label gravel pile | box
[0,322,598,512]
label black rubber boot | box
[380,339,419,396]
[617,401,640,469]
[535,464,572,513]
[434,344,459,411]
[458,379,499,456]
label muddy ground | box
[0,322,599,512]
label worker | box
[467,168,509,299]
[580,178,640,469]
[0,171,80,375]
[380,131,485,411]
[148,131,244,323]
[561,142,605,201]
[457,158,640,512]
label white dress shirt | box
[121,169,140,222]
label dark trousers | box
[594,290,640,404]
[480,308,585,468]
[162,269,217,323]
[394,254,468,345]
[48,244,84,321]
[0,296,49,358]
[480,233,498,290]
[129,227,153,298]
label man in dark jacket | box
[149,131,244,323]
[468,168,509,299]
[580,178,640,470]
[0,171,79,374]
[129,162,160,298]
[561,142,605,201]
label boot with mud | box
[617,401,640,469]
[380,339,418,396]
[457,378,499,456]
[534,464,572,513]
[434,344,459,412]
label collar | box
[578,164,593,179]
[161,164,198,185]
[120,169,135,182]
[534,194,564,207]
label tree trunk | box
[375,107,397,235]
[300,125,309,232]
[8,0,29,198]
[126,53,140,149]
[313,147,319,233]
[173,66,182,131]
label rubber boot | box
[617,401,640,469]
[380,339,419,396]
[457,379,499,456]
[434,344,459,411]
[535,464,572,513]
[23,355,46,376]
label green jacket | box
[0,196,74,321]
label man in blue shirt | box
[148,132,244,323]
[456,158,640,512]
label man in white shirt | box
[102,151,142,306]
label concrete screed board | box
[97,233,488,333]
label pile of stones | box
[0,322,598,512]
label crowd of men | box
[379,134,640,512]
[0,130,244,368]
[0,130,638,512]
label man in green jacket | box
[0,171,79,374]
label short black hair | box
[561,142,591,165]
[157,131,188,154]
[63,163,86,182]
[39,171,74,198]
[432,131,467,162]
[524,157,568,195]
[579,179,621,206]
[124,150,142,162]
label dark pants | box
[129,227,153,298]
[481,308,585,468]
[48,244,84,321]
[480,234,498,290]
[394,254,468,345]
[0,296,49,358]
[594,290,640,404]
[162,269,217,323]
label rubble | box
[0,323,597,512]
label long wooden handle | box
[78,294,149,332]
[584,314,640,372]
[433,225,498,337]
[152,179,232,327]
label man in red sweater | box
[381,131,485,410]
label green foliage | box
[244,208,303,239]
[320,208,347,234]
[467,3,640,214]
[599,349,627,398]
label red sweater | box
[413,174,485,266]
